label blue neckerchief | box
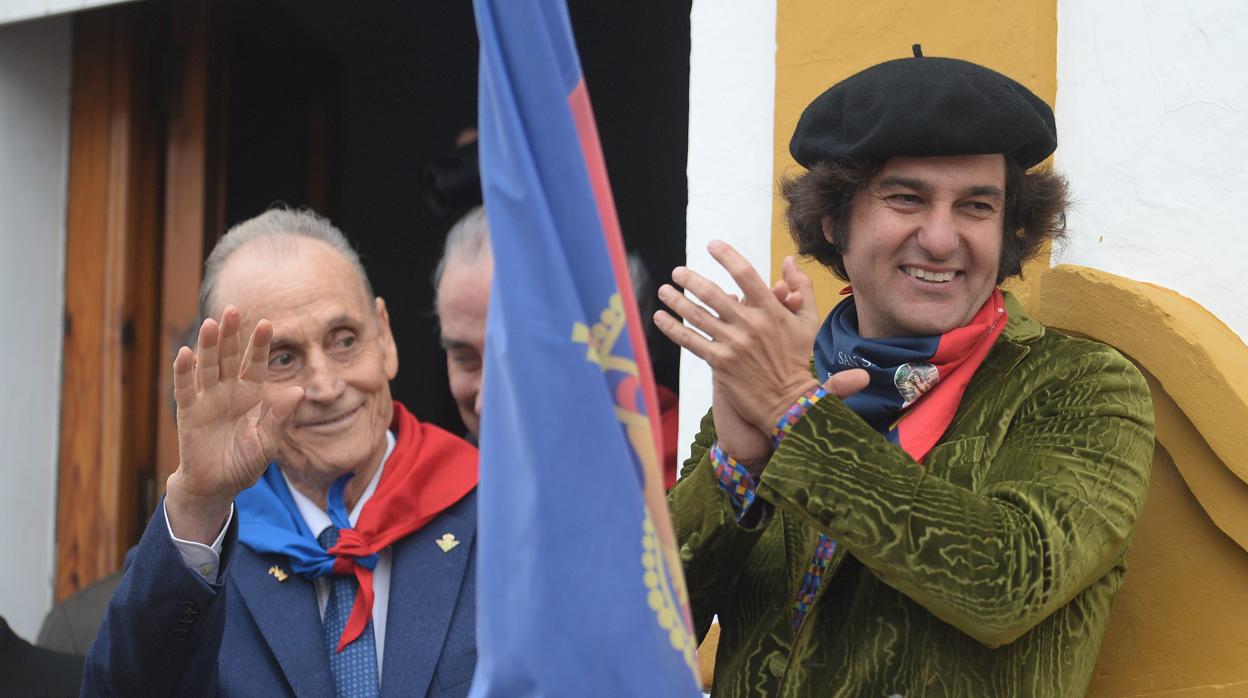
[236,463,380,578]
[812,296,942,437]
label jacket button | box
[768,654,787,677]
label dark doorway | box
[221,0,690,435]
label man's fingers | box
[771,280,791,306]
[195,318,221,392]
[218,306,243,381]
[173,346,197,408]
[772,280,806,314]
[657,284,727,339]
[257,386,304,459]
[262,386,304,429]
[654,310,716,363]
[781,256,819,319]
[670,265,741,322]
[239,319,274,384]
[824,368,870,400]
[706,240,773,303]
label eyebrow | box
[877,175,929,193]
[877,176,1004,201]
[962,184,1005,200]
[268,333,295,350]
[270,313,363,347]
[326,313,360,329]
[440,337,473,351]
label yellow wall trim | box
[1033,265,1248,489]
[1142,370,1248,554]
[1088,444,1248,697]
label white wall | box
[0,14,70,640]
[681,1,776,466]
[0,0,134,26]
[1056,0,1248,342]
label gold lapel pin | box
[436,533,460,553]
[267,565,288,582]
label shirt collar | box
[281,429,397,538]
[1000,290,1046,344]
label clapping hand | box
[656,242,868,472]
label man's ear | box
[821,214,836,245]
[375,297,399,379]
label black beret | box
[790,47,1057,170]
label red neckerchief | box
[817,287,1007,462]
[896,288,1007,460]
[326,401,478,651]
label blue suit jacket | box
[82,490,478,697]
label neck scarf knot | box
[236,401,478,652]
[812,288,1007,460]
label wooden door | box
[55,0,222,601]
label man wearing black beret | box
[658,47,1154,697]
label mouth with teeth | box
[901,265,959,283]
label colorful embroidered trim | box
[772,385,828,448]
[793,534,838,629]
[710,443,757,521]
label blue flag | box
[470,1,701,695]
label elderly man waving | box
[84,209,479,697]
[661,49,1154,697]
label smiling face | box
[436,253,492,440]
[833,154,1006,338]
[213,236,397,492]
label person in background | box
[1,615,82,696]
[433,206,680,486]
[35,570,121,656]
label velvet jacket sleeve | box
[756,336,1155,647]
[82,498,238,697]
[666,408,771,642]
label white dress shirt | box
[168,430,397,679]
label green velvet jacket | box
[669,294,1154,697]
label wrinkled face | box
[214,237,397,484]
[834,154,1005,338]
[436,253,492,440]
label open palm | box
[166,306,303,541]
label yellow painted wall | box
[771,0,1056,312]
[1089,444,1248,696]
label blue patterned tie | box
[318,526,380,698]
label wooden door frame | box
[55,0,220,600]
[154,0,227,493]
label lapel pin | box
[267,565,288,582]
[436,533,460,553]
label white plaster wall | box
[680,1,777,467]
[0,0,135,26]
[1056,0,1248,342]
[0,15,70,640]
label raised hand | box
[656,242,826,435]
[164,306,304,543]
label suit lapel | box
[233,545,334,698]
[380,498,476,698]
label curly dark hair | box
[780,157,1069,283]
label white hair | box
[432,206,492,302]
[199,207,374,318]
[430,206,654,326]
